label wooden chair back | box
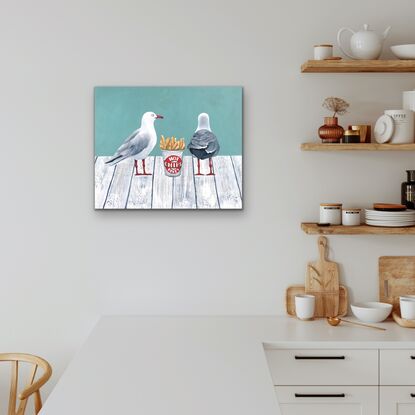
[0,353,52,415]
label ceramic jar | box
[385,110,414,144]
[314,44,333,60]
[320,203,342,225]
[342,209,361,226]
[318,117,344,143]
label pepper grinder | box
[402,170,415,209]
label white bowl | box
[391,44,415,60]
[351,302,392,323]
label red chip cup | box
[162,150,184,177]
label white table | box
[40,316,415,415]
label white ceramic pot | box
[342,209,361,226]
[337,24,391,60]
[320,203,342,225]
[384,110,414,144]
[295,295,315,320]
[314,44,333,60]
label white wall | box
[1,0,415,397]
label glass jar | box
[343,129,360,143]
[402,170,415,209]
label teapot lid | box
[363,24,370,31]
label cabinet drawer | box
[380,386,415,415]
[380,350,415,385]
[265,349,378,385]
[275,386,378,415]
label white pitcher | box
[337,24,391,60]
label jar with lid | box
[320,203,342,225]
[343,129,360,143]
[342,208,361,226]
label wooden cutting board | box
[379,256,415,315]
[305,236,340,317]
[286,284,348,317]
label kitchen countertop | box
[40,316,415,415]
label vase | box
[402,170,415,209]
[318,117,344,143]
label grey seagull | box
[188,113,220,176]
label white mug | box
[400,296,415,320]
[295,295,316,320]
[314,45,333,60]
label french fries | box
[160,135,186,151]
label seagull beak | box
[156,114,164,119]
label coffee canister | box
[384,109,414,144]
[320,203,342,225]
[342,208,361,226]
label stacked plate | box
[365,209,415,227]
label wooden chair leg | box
[34,391,42,414]
[8,361,18,415]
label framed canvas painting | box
[94,86,243,209]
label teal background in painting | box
[94,86,242,156]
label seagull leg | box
[207,158,215,176]
[134,159,152,176]
[141,159,152,176]
[195,158,204,176]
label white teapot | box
[337,24,391,60]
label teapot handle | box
[337,27,356,59]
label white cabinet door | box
[380,350,415,385]
[380,387,415,415]
[276,386,378,415]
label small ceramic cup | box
[295,295,316,320]
[400,296,415,320]
[314,44,333,60]
[342,208,361,226]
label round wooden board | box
[392,311,415,328]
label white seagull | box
[106,111,164,175]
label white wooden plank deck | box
[95,156,242,210]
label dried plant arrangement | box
[322,97,350,118]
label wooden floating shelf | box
[301,59,415,73]
[302,223,415,235]
[301,143,415,151]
